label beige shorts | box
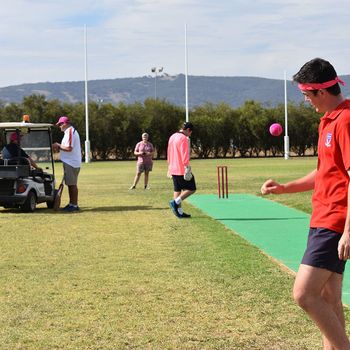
[137,163,153,173]
[63,162,80,186]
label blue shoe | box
[62,204,80,212]
[180,212,191,218]
[169,200,181,218]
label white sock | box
[175,197,182,205]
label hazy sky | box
[1,0,350,87]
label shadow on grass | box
[82,205,167,212]
[0,205,168,214]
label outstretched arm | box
[28,156,41,170]
[261,169,316,195]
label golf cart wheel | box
[21,191,37,212]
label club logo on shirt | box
[325,132,332,148]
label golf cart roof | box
[0,122,53,130]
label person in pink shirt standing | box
[167,122,196,218]
[129,133,154,190]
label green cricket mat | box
[188,193,350,304]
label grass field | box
[1,157,345,349]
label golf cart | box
[0,119,56,212]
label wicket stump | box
[217,166,228,198]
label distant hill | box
[1,74,350,108]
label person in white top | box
[53,116,81,212]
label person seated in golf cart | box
[2,132,41,170]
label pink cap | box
[56,116,70,125]
[10,132,21,142]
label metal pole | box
[84,24,90,163]
[154,70,157,99]
[284,70,289,160]
[184,23,191,153]
[185,23,189,123]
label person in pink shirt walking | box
[167,122,196,218]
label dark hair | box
[183,122,194,131]
[293,58,341,96]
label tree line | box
[0,94,320,160]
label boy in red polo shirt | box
[261,58,350,350]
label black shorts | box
[301,227,346,274]
[172,175,196,192]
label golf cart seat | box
[4,157,31,166]
[0,157,31,178]
[30,168,45,183]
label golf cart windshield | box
[1,123,54,175]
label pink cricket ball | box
[269,123,283,137]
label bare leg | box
[68,185,78,206]
[132,173,141,188]
[321,272,346,350]
[173,191,181,202]
[179,189,196,201]
[293,264,350,350]
[144,171,149,188]
[173,189,196,209]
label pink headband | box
[298,77,345,91]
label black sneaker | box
[180,212,191,218]
[169,200,181,218]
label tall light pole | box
[184,23,189,123]
[84,24,90,163]
[151,66,163,99]
[284,70,290,160]
[184,23,191,153]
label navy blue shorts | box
[301,227,346,274]
[172,175,196,192]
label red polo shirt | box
[311,100,350,233]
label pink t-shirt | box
[167,132,190,175]
[134,141,154,165]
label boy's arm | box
[338,170,350,260]
[261,169,316,195]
